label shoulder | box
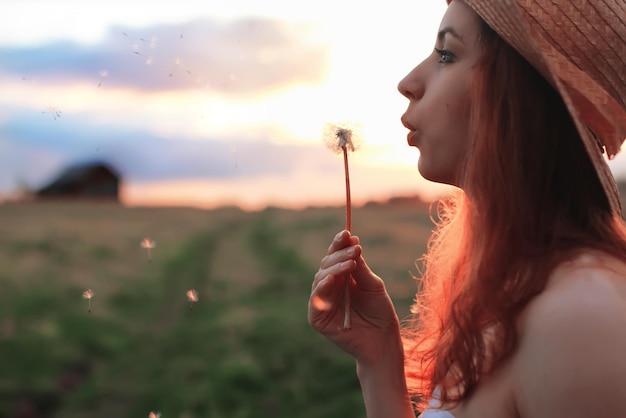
[528,251,626,321]
[512,251,626,418]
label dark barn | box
[36,162,121,201]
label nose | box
[397,66,424,101]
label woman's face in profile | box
[398,0,483,187]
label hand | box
[308,230,403,366]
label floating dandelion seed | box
[42,105,62,120]
[132,51,152,65]
[82,289,94,314]
[323,122,362,331]
[98,69,108,87]
[186,289,199,309]
[148,412,161,418]
[140,238,156,261]
[311,295,332,311]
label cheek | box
[441,97,471,164]
[445,91,471,117]
[442,72,473,117]
[444,94,471,136]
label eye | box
[434,48,455,64]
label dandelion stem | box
[342,145,352,332]
[343,147,352,233]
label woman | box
[308,1,626,417]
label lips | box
[406,130,420,147]
[401,114,419,146]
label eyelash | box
[434,48,455,64]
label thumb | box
[351,252,385,292]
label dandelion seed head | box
[148,412,161,418]
[82,289,94,300]
[336,128,354,151]
[186,289,199,303]
[323,122,362,154]
[311,295,332,311]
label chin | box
[418,163,450,185]
[418,159,461,187]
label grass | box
[0,200,434,418]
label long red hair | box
[402,18,626,411]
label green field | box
[0,200,434,418]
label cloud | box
[0,17,329,95]
[1,111,338,192]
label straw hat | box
[448,0,626,215]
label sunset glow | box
[6,1,622,210]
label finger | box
[308,274,339,326]
[327,230,359,254]
[311,274,335,303]
[313,258,356,290]
[319,244,361,270]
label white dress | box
[420,411,456,418]
[420,387,456,418]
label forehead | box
[439,0,482,45]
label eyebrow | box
[437,26,465,44]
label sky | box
[2,1,625,211]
